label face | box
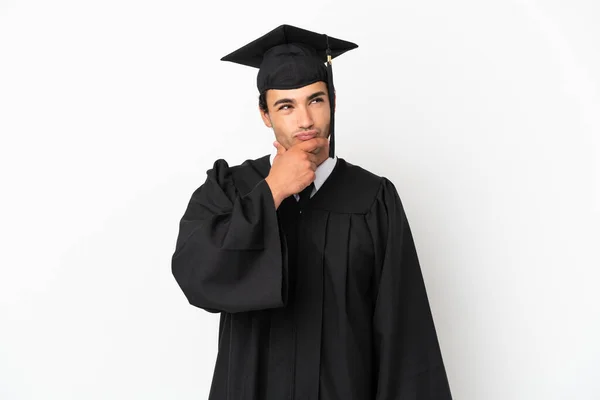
[260,81,333,150]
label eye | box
[310,97,324,104]
[278,104,293,111]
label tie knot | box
[300,182,314,197]
[298,183,314,208]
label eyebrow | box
[307,91,327,101]
[272,91,327,108]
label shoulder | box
[209,154,269,174]
[340,158,383,191]
[345,158,405,207]
[344,159,400,199]
[207,154,270,195]
[316,158,397,214]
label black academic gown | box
[172,155,452,400]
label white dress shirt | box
[269,146,338,201]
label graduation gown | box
[172,154,452,400]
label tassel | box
[325,34,335,158]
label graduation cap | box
[220,24,358,158]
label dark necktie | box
[297,182,314,210]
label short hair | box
[258,91,268,113]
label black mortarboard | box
[220,24,358,158]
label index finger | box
[296,137,329,153]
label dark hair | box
[258,91,268,113]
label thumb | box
[273,141,287,155]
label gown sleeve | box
[367,178,452,399]
[171,159,288,314]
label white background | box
[1,0,599,399]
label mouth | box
[294,130,318,141]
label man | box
[172,24,452,400]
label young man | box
[172,25,452,400]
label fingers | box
[305,151,318,165]
[274,141,287,155]
[297,137,329,153]
[276,138,326,171]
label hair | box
[258,91,268,113]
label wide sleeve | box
[171,159,288,314]
[367,178,452,399]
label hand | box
[265,138,330,209]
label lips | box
[295,131,317,140]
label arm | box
[171,159,288,314]
[368,179,452,399]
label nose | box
[296,105,314,130]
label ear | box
[259,107,272,128]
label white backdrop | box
[1,0,599,399]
